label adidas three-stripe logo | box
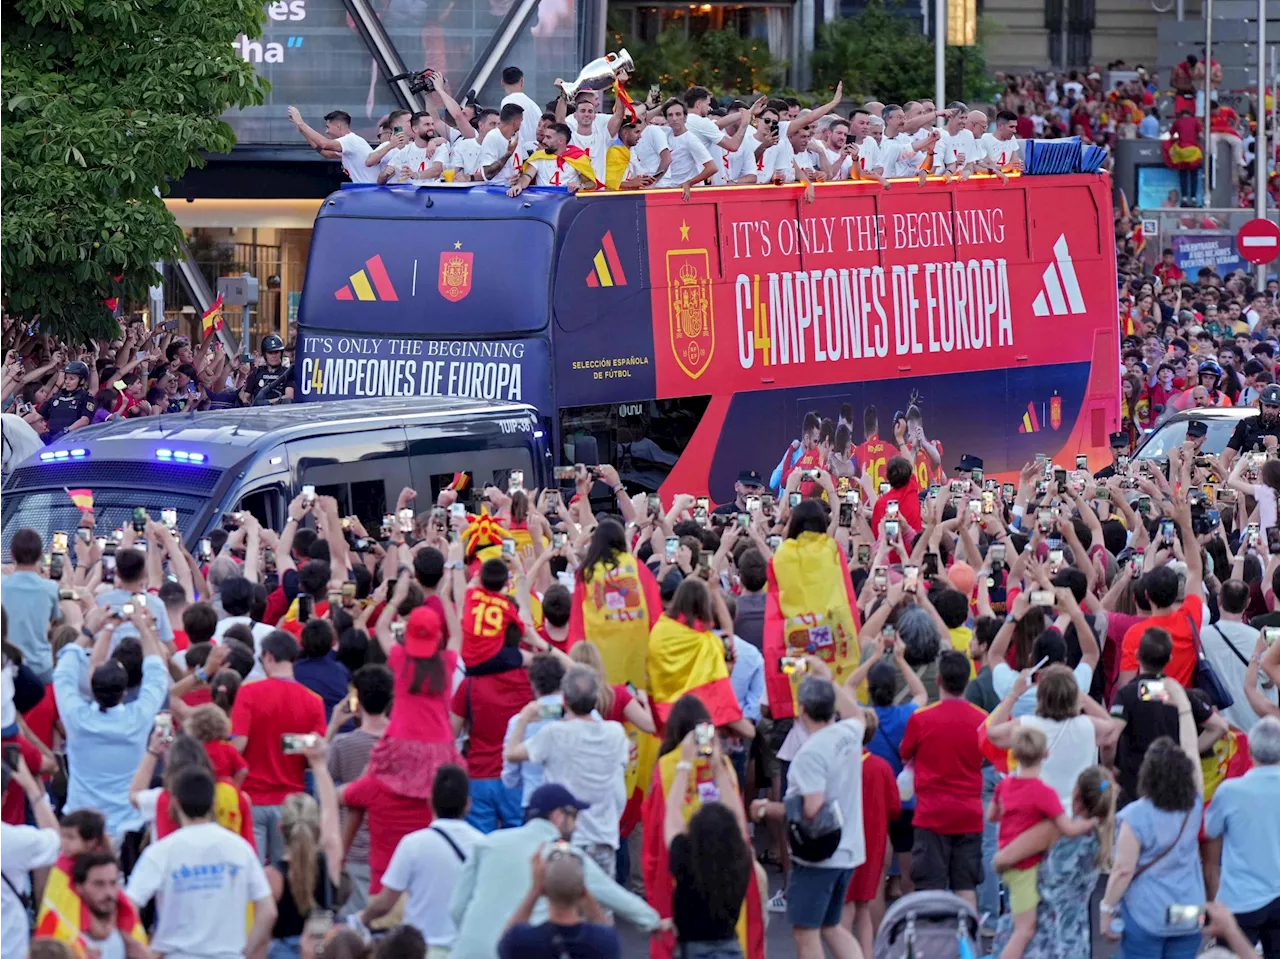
[1031,234,1085,317]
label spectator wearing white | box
[503,665,629,877]
[554,88,625,184]
[450,783,660,959]
[1,527,63,682]
[502,654,567,811]
[507,122,596,196]
[287,107,378,184]
[354,764,482,953]
[683,87,755,185]
[479,103,527,187]
[750,666,865,959]
[378,111,450,185]
[657,99,717,200]
[127,766,277,959]
[1203,581,1275,732]
[0,753,60,959]
[500,66,543,153]
[54,604,169,845]
[453,108,497,181]
[864,100,885,118]
[1204,715,1280,955]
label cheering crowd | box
[287,67,1025,198]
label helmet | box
[1260,383,1280,407]
[63,360,90,381]
[1197,359,1222,384]
[261,334,285,353]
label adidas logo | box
[1018,402,1041,433]
[335,254,399,302]
[585,231,628,288]
[1031,235,1085,317]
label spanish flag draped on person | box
[763,496,862,720]
[641,694,766,959]
[36,857,149,956]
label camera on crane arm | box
[389,67,439,96]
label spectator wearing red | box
[1118,540,1205,690]
[899,650,989,909]
[459,560,526,675]
[230,630,326,863]
[1153,249,1184,286]
[344,601,465,894]
[538,584,576,653]
[262,527,319,627]
[844,711,902,959]
[281,562,332,639]
[870,455,922,540]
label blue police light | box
[39,452,55,461]
[156,449,172,459]
[70,449,87,458]
[533,430,545,439]
[155,448,205,464]
[53,450,69,459]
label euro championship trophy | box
[557,49,635,100]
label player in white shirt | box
[978,109,1022,178]
[479,102,528,187]
[363,109,413,178]
[729,108,781,183]
[554,88,625,185]
[848,109,888,186]
[683,87,758,185]
[632,117,673,181]
[932,103,980,179]
[815,116,854,180]
[507,121,598,195]
[500,65,545,154]
[287,106,379,183]
[378,111,451,184]
[451,107,495,180]
[658,100,717,199]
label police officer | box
[1223,383,1280,469]
[38,360,94,441]
[238,334,295,406]
[1093,432,1131,480]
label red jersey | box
[461,588,524,667]
[855,436,890,490]
[994,775,1064,869]
[1170,115,1202,145]
[1153,262,1184,285]
[911,438,944,489]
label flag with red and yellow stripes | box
[646,614,742,730]
[201,294,225,336]
[35,857,148,956]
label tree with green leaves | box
[810,0,997,107]
[2,0,269,344]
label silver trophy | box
[558,49,635,100]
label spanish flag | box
[66,488,94,512]
[605,143,633,190]
[640,751,765,959]
[201,293,225,335]
[647,614,742,730]
[613,79,639,122]
[568,553,660,688]
[36,856,148,956]
[763,531,861,720]
[154,780,257,848]
[525,146,602,190]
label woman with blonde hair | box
[569,640,656,732]
[266,742,345,959]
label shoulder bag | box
[1186,611,1234,711]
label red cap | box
[404,605,443,658]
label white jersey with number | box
[523,155,585,189]
[480,128,525,186]
[980,133,1020,169]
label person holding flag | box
[506,122,601,196]
[641,694,766,959]
[200,294,225,338]
[763,499,861,731]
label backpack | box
[873,891,979,959]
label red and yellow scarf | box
[525,145,602,189]
[647,614,742,730]
[36,857,148,956]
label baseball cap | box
[1185,420,1208,438]
[1109,431,1129,448]
[737,469,765,487]
[404,605,443,658]
[526,783,591,819]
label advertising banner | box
[1172,233,1248,278]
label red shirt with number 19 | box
[899,698,988,835]
[460,587,523,668]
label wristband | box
[611,484,625,495]
[674,761,693,773]
[195,667,210,684]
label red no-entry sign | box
[1236,218,1280,265]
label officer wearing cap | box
[1094,432,1132,479]
[238,333,296,406]
[712,468,767,514]
[955,453,983,478]
[38,360,94,441]
[1224,383,1280,468]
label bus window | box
[235,484,286,531]
[406,449,534,513]
[560,398,711,492]
[288,431,411,531]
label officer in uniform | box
[238,334,296,406]
[1223,383,1280,469]
[38,360,94,441]
[1093,432,1132,480]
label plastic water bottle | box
[1108,915,1125,938]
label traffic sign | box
[1236,218,1280,265]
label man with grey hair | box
[504,665,629,876]
[750,663,865,959]
[1204,714,1280,954]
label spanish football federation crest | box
[439,244,473,303]
[665,242,714,380]
[1049,391,1062,430]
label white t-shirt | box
[451,137,483,178]
[1252,483,1278,531]
[500,91,543,152]
[381,819,483,946]
[993,661,1096,719]
[523,154,584,189]
[125,821,270,959]
[760,137,801,183]
[685,113,729,185]
[1019,714,1097,808]
[660,129,713,188]
[935,128,979,171]
[819,143,853,180]
[888,132,925,177]
[1,824,61,959]
[525,717,629,849]
[480,128,525,186]
[338,132,378,184]
[980,133,1020,168]
[382,142,449,184]
[784,716,866,869]
[633,124,671,177]
[1202,620,1277,732]
[569,115,612,184]
[857,137,883,175]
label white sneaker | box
[767,890,788,913]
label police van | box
[1,397,551,553]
